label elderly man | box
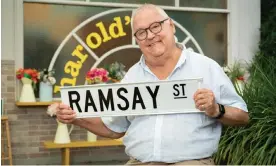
[55,4,249,165]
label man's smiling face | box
[132,7,175,59]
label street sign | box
[60,78,203,118]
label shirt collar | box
[139,42,187,69]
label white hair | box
[131,4,169,34]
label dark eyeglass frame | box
[134,18,170,41]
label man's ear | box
[169,19,176,34]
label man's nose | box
[147,29,155,40]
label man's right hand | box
[49,103,124,139]
[56,103,77,124]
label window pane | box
[89,0,174,6]
[62,0,85,1]
[180,0,227,9]
[24,3,227,98]
[170,11,227,65]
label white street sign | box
[60,78,203,118]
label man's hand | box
[193,88,219,118]
[55,103,77,124]
[48,103,125,139]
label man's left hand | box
[193,88,219,118]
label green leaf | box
[24,73,31,79]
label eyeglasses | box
[134,18,170,41]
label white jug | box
[54,119,74,144]
[87,131,97,142]
[19,77,36,102]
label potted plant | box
[47,103,74,144]
[85,68,109,85]
[223,62,247,95]
[104,62,126,83]
[16,68,39,102]
[38,69,56,102]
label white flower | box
[222,66,231,73]
[48,77,56,85]
[47,103,59,117]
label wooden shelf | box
[44,139,123,149]
[15,101,61,107]
[1,116,8,120]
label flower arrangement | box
[223,62,246,83]
[16,68,39,89]
[38,69,56,85]
[16,68,39,82]
[223,62,249,95]
[85,62,126,84]
[86,68,109,84]
[47,103,59,117]
[104,62,126,82]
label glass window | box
[89,0,175,6]
[170,11,227,65]
[180,0,227,9]
[24,2,227,97]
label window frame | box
[14,0,259,100]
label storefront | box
[1,0,260,164]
